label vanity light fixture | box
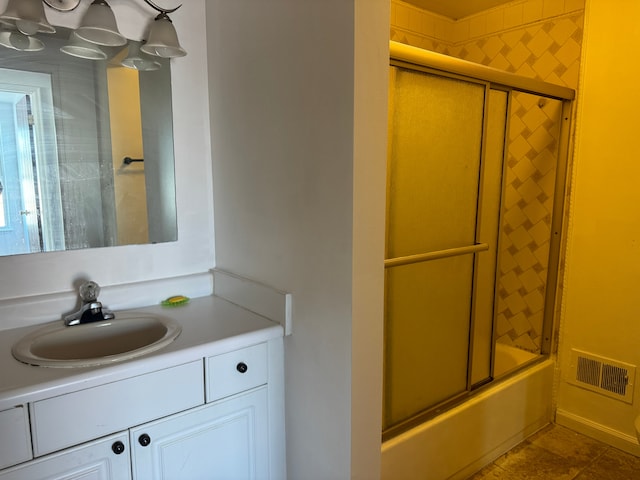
[74,0,127,47]
[121,40,161,71]
[0,0,186,58]
[139,11,185,58]
[0,30,45,51]
[60,31,107,59]
[0,0,55,35]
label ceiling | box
[402,0,514,20]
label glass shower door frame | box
[384,43,575,440]
[384,64,499,435]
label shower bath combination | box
[383,41,575,441]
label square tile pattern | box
[390,2,584,90]
[494,92,562,353]
[390,2,583,354]
[467,424,640,480]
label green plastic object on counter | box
[161,295,190,307]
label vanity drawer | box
[206,343,268,402]
[30,360,204,457]
[0,406,32,469]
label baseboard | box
[556,409,640,456]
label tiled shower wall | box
[497,92,563,351]
[390,0,584,352]
[391,0,584,91]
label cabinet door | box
[131,386,269,480]
[0,432,131,480]
[0,406,31,470]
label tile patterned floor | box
[467,424,640,480]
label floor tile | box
[575,447,640,480]
[527,424,608,467]
[466,463,522,479]
[493,441,583,479]
[466,424,640,480]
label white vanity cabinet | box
[0,338,284,480]
[0,432,132,480]
[131,387,269,479]
[130,341,272,479]
[30,361,205,457]
[0,406,32,470]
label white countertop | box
[0,295,283,411]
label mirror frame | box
[0,0,214,311]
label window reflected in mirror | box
[0,27,177,257]
[0,179,6,228]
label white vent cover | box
[568,349,635,404]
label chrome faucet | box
[64,281,115,326]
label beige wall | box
[556,0,640,455]
[107,67,149,246]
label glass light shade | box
[43,0,82,12]
[0,30,44,51]
[122,42,161,71]
[140,14,186,58]
[75,0,126,47]
[60,32,107,60]
[0,0,56,35]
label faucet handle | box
[79,281,101,303]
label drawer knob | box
[112,441,125,455]
[236,362,248,373]
[138,433,151,447]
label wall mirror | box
[0,26,177,257]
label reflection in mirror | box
[0,26,177,257]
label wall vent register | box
[569,349,635,404]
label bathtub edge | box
[381,359,554,480]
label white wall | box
[207,0,388,478]
[0,0,391,475]
[0,0,215,327]
[352,1,389,477]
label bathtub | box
[381,356,554,480]
[494,342,540,377]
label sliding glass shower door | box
[384,65,508,434]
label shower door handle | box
[384,243,489,268]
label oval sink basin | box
[12,313,181,368]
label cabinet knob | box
[112,441,126,455]
[138,433,151,447]
[236,362,248,373]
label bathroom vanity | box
[0,295,285,479]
